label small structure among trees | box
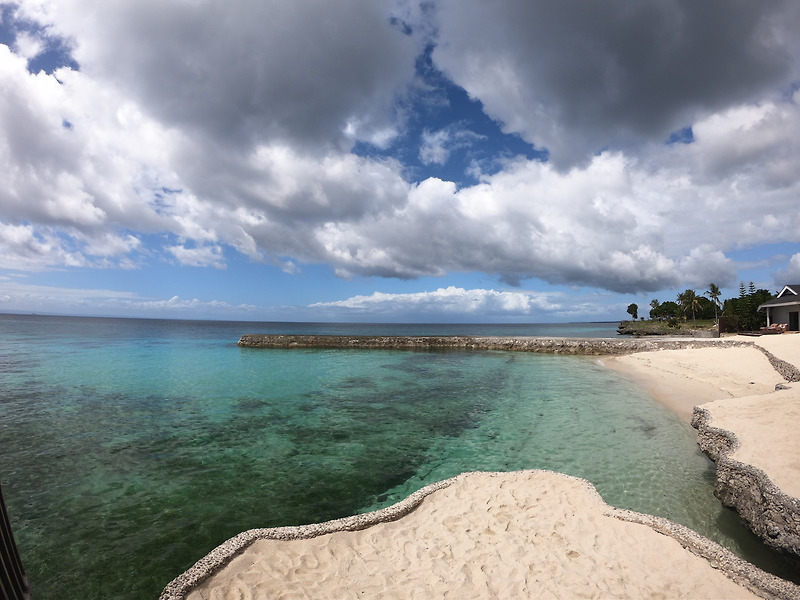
[757,284,800,331]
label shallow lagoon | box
[0,314,794,599]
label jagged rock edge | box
[692,407,800,562]
[754,346,800,382]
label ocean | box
[0,314,794,598]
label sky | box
[1,0,799,323]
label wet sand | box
[604,340,783,423]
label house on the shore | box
[758,284,800,331]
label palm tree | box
[650,299,660,320]
[705,283,722,321]
[678,289,700,323]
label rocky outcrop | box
[616,321,719,337]
[692,407,800,559]
[616,321,688,336]
[238,334,749,355]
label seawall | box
[237,334,751,355]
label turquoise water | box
[0,314,795,599]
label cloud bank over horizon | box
[1,0,799,319]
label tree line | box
[626,282,773,330]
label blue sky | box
[1,1,799,323]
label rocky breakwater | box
[237,334,750,355]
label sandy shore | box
[604,339,786,423]
[608,334,800,558]
[162,335,800,600]
[165,470,798,600]
[607,336,800,495]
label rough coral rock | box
[237,334,750,355]
[692,407,800,559]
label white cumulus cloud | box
[311,286,564,317]
[1,0,799,306]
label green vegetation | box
[626,303,638,320]
[677,289,701,323]
[618,318,717,336]
[722,282,772,331]
[623,282,774,334]
[648,299,682,325]
[705,283,722,320]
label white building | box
[758,284,800,331]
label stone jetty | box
[237,334,751,355]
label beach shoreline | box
[602,353,716,423]
[603,335,800,560]
[162,334,800,599]
[602,338,787,423]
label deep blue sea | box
[0,314,795,599]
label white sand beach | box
[184,470,770,600]
[608,335,800,498]
[605,342,781,422]
[164,335,800,600]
